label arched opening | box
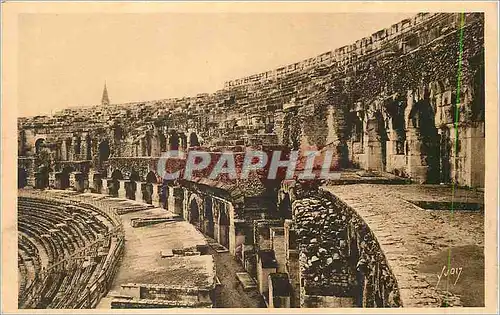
[189,198,200,228]
[219,206,230,248]
[110,169,123,197]
[98,141,110,162]
[278,193,292,219]
[18,168,27,188]
[374,111,389,170]
[189,132,200,147]
[203,197,214,238]
[73,136,81,156]
[411,99,440,183]
[34,138,45,155]
[385,98,406,155]
[169,132,179,151]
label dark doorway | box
[98,141,110,162]
[189,198,200,228]
[18,168,28,188]
[219,206,230,248]
[204,197,214,238]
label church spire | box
[101,81,110,106]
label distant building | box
[102,82,110,106]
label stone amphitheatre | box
[17,12,484,308]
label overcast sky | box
[18,12,416,117]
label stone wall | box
[280,182,401,307]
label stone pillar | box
[406,127,428,183]
[48,172,56,188]
[257,249,278,296]
[228,203,236,256]
[101,178,108,195]
[87,169,95,191]
[135,181,145,203]
[284,220,300,308]
[465,121,485,188]
[271,227,286,273]
[152,183,161,207]
[118,180,127,199]
[365,119,385,171]
[182,188,190,220]
[167,186,175,210]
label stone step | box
[236,272,257,291]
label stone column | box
[228,203,236,256]
[118,180,127,199]
[406,127,428,183]
[48,172,56,189]
[135,181,145,203]
[365,118,384,171]
[101,178,108,195]
[152,183,161,207]
[271,227,287,273]
[168,187,175,212]
[465,121,485,187]
[87,169,95,191]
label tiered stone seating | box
[18,191,125,309]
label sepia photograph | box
[1,1,498,313]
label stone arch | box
[203,197,214,238]
[218,204,230,248]
[385,98,407,155]
[409,99,440,183]
[18,168,28,188]
[34,138,45,155]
